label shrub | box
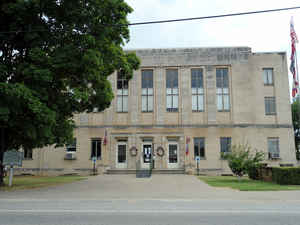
[225,144,265,179]
[272,167,300,185]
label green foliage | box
[272,167,300,185]
[224,144,265,177]
[292,99,300,159]
[0,0,140,184]
[0,0,139,149]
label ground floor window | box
[91,139,101,159]
[220,137,231,159]
[194,137,205,159]
[268,137,280,159]
[66,138,76,152]
[23,148,33,160]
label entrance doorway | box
[141,143,152,169]
[116,142,127,169]
[168,142,179,168]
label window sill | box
[265,114,277,116]
[264,84,274,86]
[23,158,33,160]
[141,111,153,113]
[192,110,205,113]
[218,110,230,112]
[116,112,128,114]
[90,158,102,160]
[268,157,281,161]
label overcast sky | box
[124,0,300,99]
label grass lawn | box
[198,176,300,191]
[0,175,87,191]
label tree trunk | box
[0,128,5,186]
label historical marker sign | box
[3,149,23,167]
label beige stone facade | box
[18,47,297,175]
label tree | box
[292,99,300,159]
[224,144,265,180]
[0,0,140,185]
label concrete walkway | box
[1,174,300,201]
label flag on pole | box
[103,129,107,145]
[290,17,299,98]
[186,137,190,155]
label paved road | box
[1,175,300,225]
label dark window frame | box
[117,72,129,113]
[194,137,205,159]
[66,138,76,152]
[23,148,33,160]
[265,97,276,115]
[268,137,280,159]
[263,68,274,86]
[191,68,204,112]
[91,138,102,160]
[216,68,230,112]
[141,69,154,112]
[220,137,231,159]
[166,69,179,112]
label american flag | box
[186,137,190,155]
[290,17,299,98]
[103,129,107,145]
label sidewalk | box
[1,174,300,201]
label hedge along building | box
[18,47,297,175]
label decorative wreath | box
[156,146,164,157]
[130,146,138,157]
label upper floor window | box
[220,137,231,159]
[191,69,204,112]
[216,68,230,111]
[268,137,280,159]
[117,72,128,112]
[263,68,273,85]
[91,139,101,159]
[142,70,153,112]
[265,97,276,115]
[194,137,205,159]
[66,138,76,152]
[166,69,178,112]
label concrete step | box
[106,169,136,174]
[106,168,185,175]
[152,169,185,174]
[136,169,151,178]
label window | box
[166,69,178,112]
[66,138,76,152]
[91,139,101,159]
[265,97,276,115]
[220,137,231,158]
[141,70,153,112]
[263,68,273,85]
[117,72,128,112]
[216,68,230,111]
[268,137,280,159]
[191,69,204,111]
[23,148,33,160]
[194,138,205,159]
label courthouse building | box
[19,47,297,175]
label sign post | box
[92,156,97,175]
[195,156,200,176]
[3,149,23,187]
